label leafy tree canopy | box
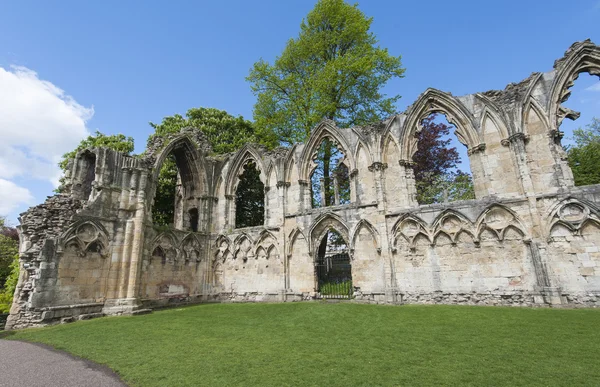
[247,0,405,144]
[58,131,135,172]
[235,162,265,229]
[568,117,600,187]
[148,107,278,154]
[0,217,18,291]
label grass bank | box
[6,303,600,386]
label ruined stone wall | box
[6,40,600,329]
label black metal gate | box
[315,251,353,299]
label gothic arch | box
[546,197,600,237]
[475,93,515,137]
[431,209,475,244]
[233,232,254,247]
[378,115,405,157]
[225,145,267,196]
[265,161,277,187]
[152,230,179,246]
[381,134,401,165]
[299,120,356,181]
[309,212,350,253]
[214,234,232,249]
[402,88,483,160]
[181,233,202,262]
[149,134,206,205]
[353,141,374,169]
[266,244,280,260]
[350,219,381,252]
[477,102,511,140]
[548,40,600,132]
[391,214,431,251]
[283,144,299,183]
[287,227,306,256]
[59,219,110,257]
[256,229,277,248]
[523,98,551,136]
[475,204,529,242]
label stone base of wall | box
[561,292,600,307]
[390,291,599,308]
[6,303,105,330]
[8,290,600,329]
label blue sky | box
[1,0,599,224]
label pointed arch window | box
[235,161,265,228]
[310,138,350,208]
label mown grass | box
[5,303,600,386]
[319,280,352,296]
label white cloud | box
[0,179,34,215]
[585,81,600,92]
[0,65,93,216]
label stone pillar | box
[319,178,326,206]
[225,194,235,229]
[299,180,311,211]
[276,181,289,227]
[349,169,359,204]
[502,133,535,196]
[398,160,417,207]
[368,162,387,206]
[333,177,340,205]
[126,169,148,300]
[466,144,489,198]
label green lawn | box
[5,303,600,386]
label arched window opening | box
[558,73,600,186]
[82,152,97,200]
[152,143,199,230]
[86,241,102,254]
[188,208,199,232]
[153,155,178,227]
[310,138,350,208]
[413,113,474,205]
[235,161,265,228]
[315,229,352,299]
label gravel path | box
[0,339,126,387]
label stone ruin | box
[6,40,600,329]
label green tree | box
[247,0,405,145]
[149,107,277,226]
[0,253,19,313]
[0,217,18,290]
[234,162,264,228]
[57,131,135,191]
[568,117,600,186]
[416,171,475,205]
[148,107,278,154]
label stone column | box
[276,181,289,226]
[333,177,340,205]
[299,180,311,211]
[368,162,387,206]
[502,133,535,196]
[398,160,417,207]
[126,169,148,300]
[466,144,489,198]
[349,169,359,204]
[224,194,235,229]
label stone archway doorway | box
[315,229,353,299]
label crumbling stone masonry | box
[6,40,600,329]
